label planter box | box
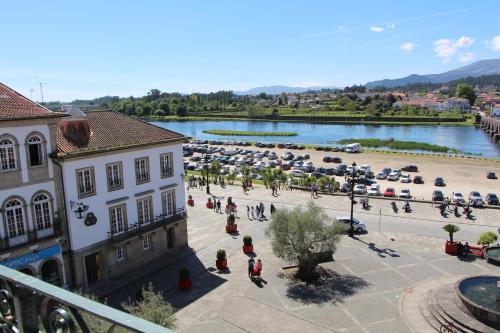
[187,199,194,207]
[179,279,192,290]
[243,244,254,254]
[226,224,238,233]
[445,241,459,255]
[206,202,214,209]
[216,259,227,270]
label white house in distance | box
[54,107,187,289]
[0,83,68,285]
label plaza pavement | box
[107,183,500,333]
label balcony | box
[0,221,62,252]
[0,265,174,332]
[108,208,186,244]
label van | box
[345,143,361,153]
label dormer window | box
[27,134,45,167]
[0,136,17,171]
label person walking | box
[213,198,217,212]
[247,205,251,219]
[216,199,222,213]
[251,206,255,219]
[270,203,276,215]
[256,205,260,220]
[260,202,265,219]
[248,257,255,278]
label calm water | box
[151,120,500,158]
[459,276,500,312]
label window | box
[27,135,44,167]
[76,167,95,198]
[116,245,126,262]
[137,196,153,224]
[161,190,176,217]
[33,193,51,230]
[0,137,17,171]
[5,199,25,238]
[143,234,152,250]
[135,157,150,183]
[109,205,126,235]
[160,153,173,178]
[106,162,123,191]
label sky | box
[1,0,500,101]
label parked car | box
[413,176,424,184]
[367,184,380,196]
[267,152,278,160]
[353,184,367,194]
[434,177,445,186]
[400,174,411,183]
[332,156,342,163]
[376,172,388,180]
[325,168,336,176]
[323,155,335,163]
[402,165,418,172]
[469,191,482,203]
[280,164,291,171]
[281,152,294,160]
[486,193,499,205]
[399,189,411,199]
[452,192,465,204]
[357,177,376,185]
[340,182,351,193]
[432,190,444,202]
[384,187,395,197]
[291,169,306,178]
[335,216,367,233]
[387,172,400,181]
[365,171,375,179]
[487,171,497,179]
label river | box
[151,120,500,158]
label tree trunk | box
[449,232,453,243]
[297,259,317,281]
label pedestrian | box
[213,198,217,212]
[251,206,255,219]
[248,257,255,277]
[216,200,222,213]
[256,205,260,220]
[260,202,265,219]
[270,203,276,215]
[247,205,251,219]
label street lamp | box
[203,150,210,194]
[349,161,357,237]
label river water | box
[151,120,500,158]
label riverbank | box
[202,129,297,136]
[338,138,457,153]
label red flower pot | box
[206,202,214,209]
[226,224,238,233]
[187,199,194,207]
[243,244,254,254]
[445,241,459,255]
[216,259,227,270]
[179,279,192,289]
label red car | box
[384,187,395,197]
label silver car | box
[335,216,367,233]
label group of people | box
[247,202,275,221]
[248,257,263,280]
[187,176,207,191]
[457,241,470,257]
[212,199,223,213]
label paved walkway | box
[106,183,500,332]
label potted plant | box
[216,249,227,270]
[178,267,192,289]
[187,194,194,207]
[206,197,214,209]
[242,235,253,254]
[226,213,238,233]
[443,224,460,254]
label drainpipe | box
[52,158,76,288]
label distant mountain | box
[365,59,500,88]
[235,85,339,95]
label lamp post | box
[203,151,210,194]
[349,161,357,238]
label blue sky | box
[1,0,500,101]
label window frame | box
[134,157,150,184]
[161,189,176,217]
[137,196,153,225]
[109,204,127,236]
[0,135,19,172]
[160,153,174,178]
[106,162,124,191]
[143,234,152,250]
[4,198,26,239]
[116,245,126,262]
[26,133,46,168]
[76,167,96,198]
[32,192,52,231]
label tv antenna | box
[35,73,46,103]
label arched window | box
[27,134,44,167]
[0,137,17,171]
[5,199,25,238]
[33,193,51,230]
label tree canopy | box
[455,83,476,106]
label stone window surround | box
[0,134,21,173]
[160,152,174,178]
[134,156,150,185]
[106,161,124,192]
[75,166,96,199]
[24,131,48,169]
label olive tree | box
[477,231,498,246]
[266,202,342,280]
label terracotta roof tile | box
[56,111,184,157]
[0,83,65,120]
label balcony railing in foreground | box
[108,208,186,244]
[0,265,174,332]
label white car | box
[268,153,278,160]
[392,169,401,176]
[452,192,465,204]
[359,164,371,174]
[335,216,367,233]
[387,172,400,181]
[469,191,482,203]
[367,184,380,196]
[353,184,367,194]
[400,174,411,183]
[291,169,305,178]
[399,188,411,199]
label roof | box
[56,111,184,158]
[0,83,66,120]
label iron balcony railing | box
[0,265,174,332]
[0,221,62,252]
[108,208,186,244]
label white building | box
[54,107,187,289]
[0,83,67,285]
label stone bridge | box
[480,116,500,143]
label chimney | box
[59,106,91,146]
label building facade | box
[0,83,67,285]
[55,109,187,289]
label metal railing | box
[0,265,174,332]
[108,208,186,244]
[0,222,62,252]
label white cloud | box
[387,24,396,29]
[337,25,345,29]
[486,35,500,51]
[433,36,474,62]
[370,26,384,33]
[459,52,476,63]
[400,42,415,52]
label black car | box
[402,165,418,172]
[332,156,342,163]
[323,156,334,163]
[325,168,336,175]
[312,171,325,178]
[356,177,376,185]
[365,171,375,179]
[183,150,194,157]
[487,171,497,179]
[486,193,499,205]
[316,167,327,174]
[323,147,332,152]
[432,190,444,202]
[315,146,325,151]
[413,176,424,184]
[340,182,351,193]
[434,177,445,186]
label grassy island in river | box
[338,138,458,153]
